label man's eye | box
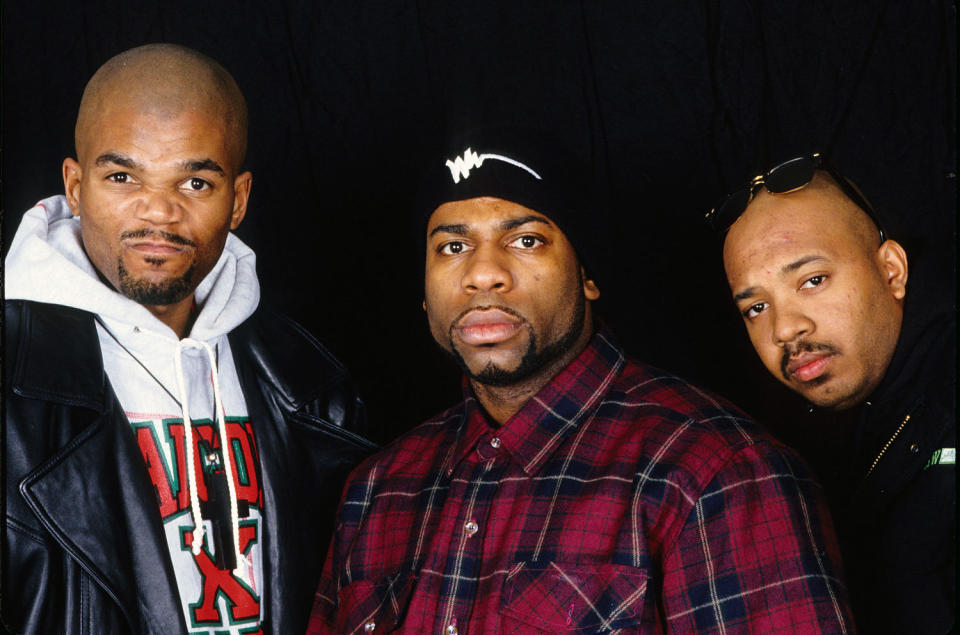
[743,302,768,319]
[182,177,211,192]
[509,235,543,249]
[107,172,130,184]
[800,275,826,289]
[439,241,466,255]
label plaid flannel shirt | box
[309,330,852,634]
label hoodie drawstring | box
[174,338,251,582]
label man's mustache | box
[780,340,839,380]
[120,228,195,247]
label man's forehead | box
[727,192,852,258]
[79,102,233,165]
[739,182,862,235]
[90,93,229,128]
[725,225,846,300]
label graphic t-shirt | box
[132,415,264,634]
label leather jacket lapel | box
[13,303,186,634]
[21,413,186,633]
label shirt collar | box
[445,327,625,476]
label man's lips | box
[124,239,189,256]
[121,230,195,259]
[786,351,835,382]
[454,309,523,346]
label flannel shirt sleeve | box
[307,465,370,634]
[307,533,339,633]
[660,440,854,633]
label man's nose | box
[135,188,184,224]
[461,245,513,294]
[772,306,814,346]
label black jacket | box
[820,298,955,634]
[2,300,378,634]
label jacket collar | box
[228,307,347,409]
[11,301,186,633]
[867,269,955,410]
[10,301,106,410]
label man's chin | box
[452,349,525,385]
[463,360,529,387]
[120,275,194,306]
[118,262,195,306]
[120,281,192,306]
[797,378,861,412]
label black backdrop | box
[3,1,955,446]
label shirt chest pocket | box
[334,571,415,634]
[500,562,650,633]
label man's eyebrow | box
[182,158,226,175]
[732,255,827,303]
[428,215,552,238]
[781,255,825,274]
[501,215,552,231]
[95,153,140,169]
[733,287,759,303]
[92,154,226,177]
[429,223,469,238]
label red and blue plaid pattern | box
[309,330,852,633]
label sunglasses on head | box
[704,153,886,242]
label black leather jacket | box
[2,300,378,634]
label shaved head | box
[75,43,247,171]
[782,172,881,253]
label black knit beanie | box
[414,126,605,280]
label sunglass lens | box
[713,188,752,230]
[764,157,816,193]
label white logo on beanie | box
[445,147,542,184]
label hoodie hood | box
[4,194,260,341]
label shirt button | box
[364,621,376,632]
[910,443,920,454]
[490,437,501,448]
[464,520,479,536]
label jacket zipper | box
[864,413,911,478]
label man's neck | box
[146,294,197,339]
[471,380,547,426]
[470,324,594,426]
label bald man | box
[717,161,955,634]
[3,44,375,634]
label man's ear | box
[62,158,83,216]
[582,267,600,301]
[230,171,253,229]
[877,239,908,300]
